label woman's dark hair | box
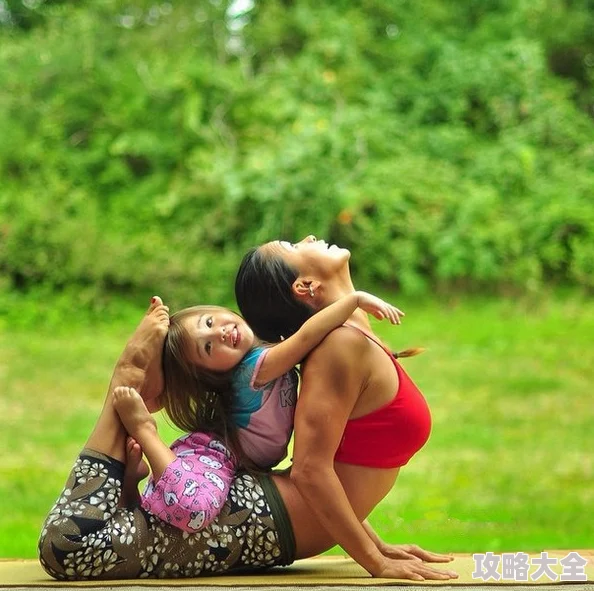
[235,247,314,343]
[236,245,426,360]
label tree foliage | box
[1,0,593,307]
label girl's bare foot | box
[108,296,169,408]
[112,386,157,440]
[120,437,149,508]
[114,386,176,486]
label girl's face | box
[181,308,255,372]
[261,235,350,279]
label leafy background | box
[1,0,593,308]
[0,0,593,559]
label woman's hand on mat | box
[379,542,455,563]
[372,557,458,581]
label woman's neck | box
[317,280,354,310]
[317,280,373,333]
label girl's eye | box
[206,316,213,328]
[205,342,212,355]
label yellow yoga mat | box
[1,552,592,587]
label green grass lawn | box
[1,291,592,558]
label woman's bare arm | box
[291,327,457,581]
[290,327,386,574]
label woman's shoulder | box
[304,324,373,369]
[297,325,375,410]
[325,323,373,346]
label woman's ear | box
[292,278,321,300]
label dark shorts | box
[38,449,295,580]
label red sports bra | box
[334,327,432,468]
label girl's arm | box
[255,291,403,385]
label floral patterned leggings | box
[38,449,294,580]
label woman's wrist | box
[365,551,390,578]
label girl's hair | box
[161,305,259,471]
[235,245,425,359]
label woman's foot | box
[85,299,168,463]
[120,437,150,508]
[112,386,158,440]
[108,297,169,409]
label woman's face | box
[261,235,350,279]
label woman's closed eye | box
[205,342,212,355]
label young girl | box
[112,290,406,533]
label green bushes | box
[0,0,592,309]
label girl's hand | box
[355,291,405,325]
[372,556,458,581]
[378,542,455,563]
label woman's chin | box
[332,248,351,272]
[336,246,351,262]
[329,243,350,256]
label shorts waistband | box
[257,474,296,566]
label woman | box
[234,235,454,578]
[38,242,456,581]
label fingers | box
[385,549,422,561]
[381,304,403,325]
[406,562,458,580]
[358,292,405,325]
[371,304,403,324]
[404,544,454,563]
[380,561,458,581]
[419,551,454,563]
[416,566,458,580]
[389,306,403,324]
